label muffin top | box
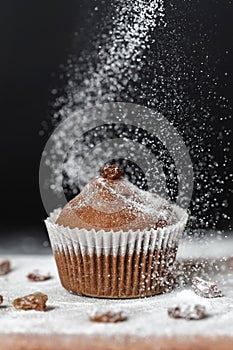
[56,165,177,232]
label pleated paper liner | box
[45,206,188,298]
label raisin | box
[0,260,11,275]
[168,304,207,320]
[90,311,127,323]
[27,271,51,282]
[192,277,223,298]
[13,292,48,311]
[99,165,122,180]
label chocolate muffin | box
[45,165,188,298]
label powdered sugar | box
[45,0,166,197]
[67,175,177,224]
[40,0,232,234]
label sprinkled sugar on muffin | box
[56,164,177,232]
[45,165,188,298]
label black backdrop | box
[0,1,232,243]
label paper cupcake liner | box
[45,206,188,298]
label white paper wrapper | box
[46,206,188,256]
[45,205,188,298]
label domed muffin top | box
[56,165,177,232]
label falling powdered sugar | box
[40,0,232,236]
[44,0,166,196]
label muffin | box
[45,165,188,298]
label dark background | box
[0,0,232,249]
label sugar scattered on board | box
[0,251,233,337]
